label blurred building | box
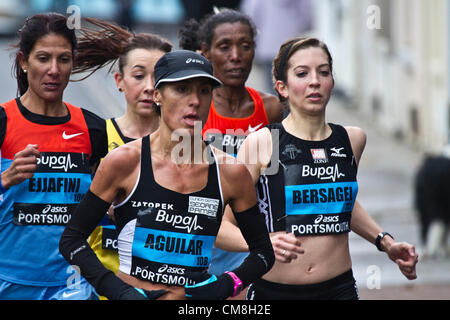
[312,0,449,154]
[3,0,448,155]
[0,0,30,36]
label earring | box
[118,88,123,92]
[23,69,27,74]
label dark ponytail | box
[178,8,257,51]
[73,18,172,80]
[178,18,201,51]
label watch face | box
[376,232,391,251]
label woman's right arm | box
[59,142,165,300]
[1,144,40,190]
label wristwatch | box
[375,232,394,251]
[225,271,243,297]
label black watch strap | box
[375,232,394,251]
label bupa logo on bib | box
[188,196,219,217]
[36,152,90,173]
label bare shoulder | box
[210,146,247,188]
[235,127,273,183]
[212,146,252,189]
[344,126,367,163]
[344,126,367,146]
[90,139,142,202]
[239,127,272,163]
[95,139,141,182]
[219,159,251,180]
[259,91,283,123]
[217,156,254,202]
[242,126,272,147]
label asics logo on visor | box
[186,58,205,64]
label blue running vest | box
[0,99,93,286]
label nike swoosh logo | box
[62,290,79,299]
[247,123,263,133]
[62,131,84,140]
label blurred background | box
[0,0,449,299]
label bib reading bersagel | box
[256,123,358,236]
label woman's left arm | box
[346,126,419,280]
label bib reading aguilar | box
[113,136,224,286]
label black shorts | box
[246,269,359,300]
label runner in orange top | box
[202,86,270,156]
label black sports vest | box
[256,123,358,236]
[114,135,224,286]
